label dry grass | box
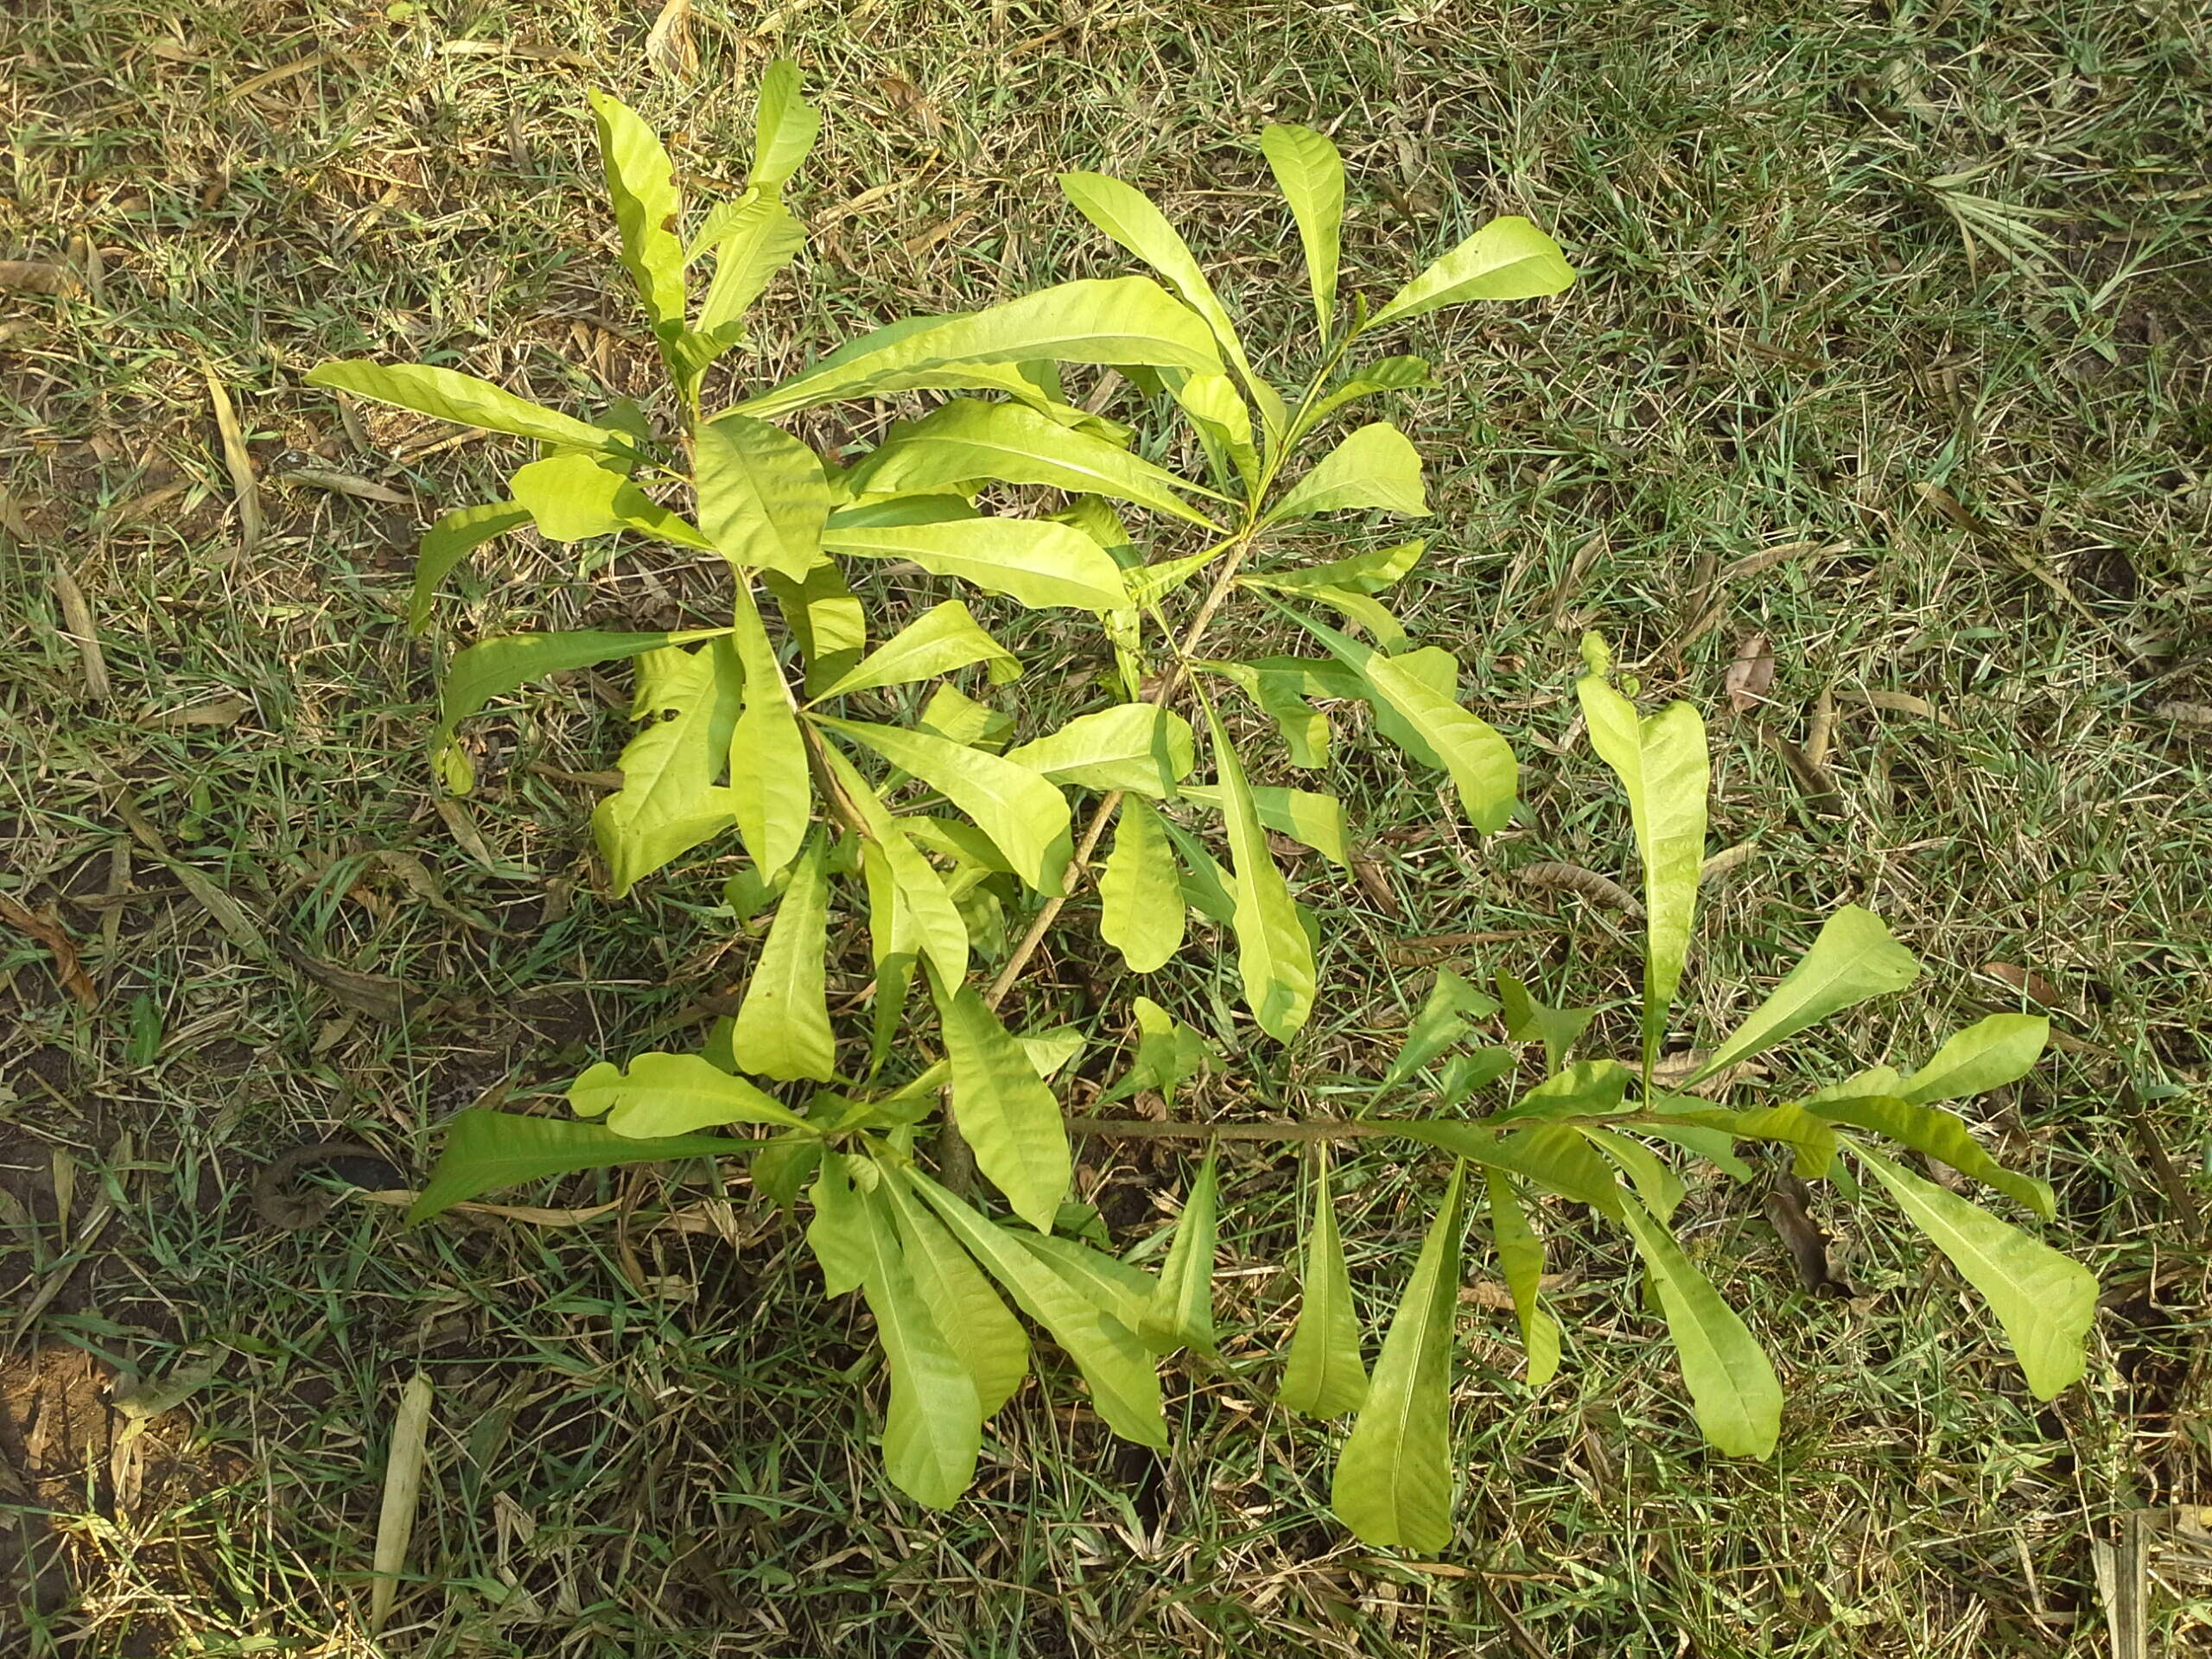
[3,1,2210,1654]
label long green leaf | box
[1484,1171,1560,1387]
[1614,1193,1781,1458]
[696,191,806,343]
[728,586,812,878]
[1261,124,1344,343]
[823,518,1129,612]
[407,1109,736,1222]
[1057,173,1253,383]
[431,626,728,794]
[856,1183,982,1510]
[806,1152,867,1295]
[1383,969,1500,1086]
[593,640,744,897]
[764,553,868,696]
[931,973,1072,1232]
[847,398,1224,526]
[748,57,819,192]
[695,414,832,579]
[1141,1152,1219,1354]
[1177,782,1349,867]
[1575,635,1708,1069]
[812,601,1019,699]
[1899,1014,2050,1106]
[509,450,634,542]
[1268,423,1427,522]
[1391,1121,1622,1214]
[569,1050,811,1136]
[1813,1096,2054,1218]
[905,1169,1168,1448]
[305,360,621,454]
[1003,705,1195,797]
[738,277,1221,417]
[1097,996,1215,1112]
[1493,971,1597,1072]
[817,715,1071,894]
[730,830,836,1082]
[1253,537,1426,597]
[1016,1231,1158,1338]
[1691,906,1921,1084]
[1097,797,1185,974]
[1279,1148,1367,1418]
[1200,699,1315,1040]
[823,744,969,985]
[1332,1162,1467,1553]
[410,501,529,632]
[1281,607,1516,832]
[881,1170,1031,1414]
[1850,1142,2094,1399]
[1368,216,1576,328]
[587,91,685,333]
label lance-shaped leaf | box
[738,277,1222,417]
[509,450,671,543]
[1368,216,1576,329]
[696,191,806,344]
[881,1168,1030,1414]
[1098,996,1216,1112]
[1267,423,1427,523]
[594,639,745,897]
[1005,705,1196,797]
[1280,607,1517,831]
[748,57,819,192]
[931,972,1072,1231]
[407,1109,738,1222]
[764,554,868,696]
[816,715,1072,894]
[1850,1141,2094,1399]
[1690,906,1921,1084]
[1585,1127,1685,1221]
[410,501,529,632]
[305,361,624,454]
[569,1051,812,1137]
[1252,537,1426,597]
[1576,635,1708,1070]
[1141,1152,1219,1354]
[695,413,831,580]
[824,518,1129,612]
[1492,972,1596,1072]
[1484,1171,1560,1386]
[1178,783,1349,868]
[1058,173,1254,384]
[1392,1121,1622,1214]
[1300,356,1431,433]
[846,398,1224,527]
[1898,1014,2050,1107]
[1333,1161,1467,1552]
[1383,969,1500,1086]
[1491,1058,1631,1128]
[432,626,729,794]
[855,1183,982,1510]
[1017,1231,1158,1337]
[588,91,685,334]
[814,601,1020,699]
[822,743,968,986]
[1098,797,1185,974]
[1200,698,1315,1041]
[1279,1148,1367,1418]
[728,587,812,878]
[1262,123,1345,342]
[730,830,836,1082]
[1166,368,1259,487]
[807,1152,867,1296]
[1615,1192,1781,1458]
[1158,815,1236,925]
[1813,1096,2054,1218]
[905,1169,1168,1448]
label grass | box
[3,0,2209,1653]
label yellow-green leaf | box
[696,189,806,344]
[1615,1193,1781,1458]
[855,1181,982,1509]
[731,830,836,1082]
[569,1051,812,1136]
[748,58,819,192]
[931,973,1072,1232]
[1484,1170,1560,1386]
[823,517,1130,612]
[1812,1096,2054,1218]
[1691,906,1921,1084]
[1267,423,1427,523]
[1850,1141,2094,1399]
[1332,1162,1466,1551]
[1178,782,1349,867]
[1057,173,1253,385]
[881,1168,1030,1414]
[1201,699,1315,1041]
[1279,1148,1367,1418]
[407,1109,735,1223]
[696,413,831,580]
[305,360,622,454]
[1369,216,1576,329]
[1899,1014,2050,1107]
[1140,1152,1218,1354]
[1001,704,1195,797]
[728,587,812,877]
[823,744,969,986]
[1097,797,1185,974]
[813,601,1020,699]
[593,639,745,897]
[410,501,528,632]
[1261,124,1344,343]
[587,90,685,333]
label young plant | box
[311,72,2093,1548]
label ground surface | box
[3,2,2210,1655]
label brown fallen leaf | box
[1634,1050,1770,1096]
[366,849,519,936]
[49,563,111,702]
[1764,728,1843,817]
[1383,929,1538,965]
[1850,686,1940,719]
[0,894,99,1009]
[643,0,696,79]
[1981,961,2066,1008]
[280,944,413,1022]
[1714,538,1841,586]
[2156,701,2212,728]
[221,50,339,105]
[1700,841,1759,882]
[137,694,251,728]
[1515,861,1643,918]
[0,259,80,296]
[1348,849,1400,915]
[283,467,411,505]
[1461,1272,1574,1309]
[0,485,33,542]
[1726,632,1775,711]
[201,363,262,555]
[1805,687,1836,768]
[1917,481,1995,538]
[1764,1176,1854,1298]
